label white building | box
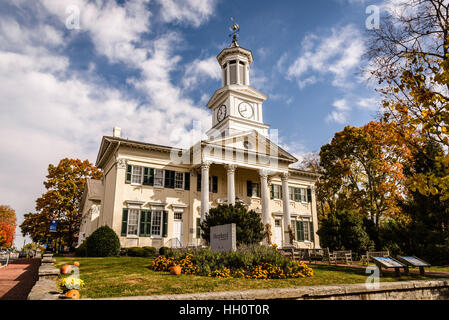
[78,37,320,249]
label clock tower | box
[205,35,270,139]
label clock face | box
[238,102,254,119]
[217,105,227,122]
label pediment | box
[203,130,297,163]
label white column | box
[226,164,236,205]
[236,59,240,84]
[245,64,250,86]
[281,172,292,247]
[259,169,271,244]
[226,61,230,86]
[200,162,211,222]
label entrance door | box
[173,212,183,248]
[274,219,283,248]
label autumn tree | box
[317,121,410,226]
[20,158,102,249]
[366,0,449,198]
[0,205,17,248]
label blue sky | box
[0,0,397,248]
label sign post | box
[210,223,236,252]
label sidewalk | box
[0,258,41,300]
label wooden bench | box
[333,250,353,265]
[361,250,389,265]
[279,248,311,263]
[322,248,337,265]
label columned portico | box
[226,164,237,205]
[281,172,292,247]
[200,162,211,222]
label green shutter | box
[247,181,252,197]
[296,221,304,241]
[212,176,218,193]
[196,218,201,239]
[148,211,152,236]
[307,188,312,203]
[121,208,128,236]
[197,174,201,191]
[125,165,132,184]
[184,172,190,190]
[310,221,314,243]
[280,185,283,200]
[294,188,300,202]
[139,210,146,236]
[162,211,168,237]
[270,184,274,199]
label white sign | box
[210,223,236,252]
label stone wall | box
[100,278,449,300]
[27,253,60,300]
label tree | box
[366,0,449,198]
[0,205,17,248]
[381,139,449,264]
[317,210,375,258]
[317,121,409,226]
[200,203,265,246]
[20,158,102,250]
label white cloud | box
[182,56,221,89]
[286,24,365,89]
[156,0,217,27]
[325,99,351,124]
[357,97,380,111]
[0,0,218,248]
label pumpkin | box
[65,289,80,299]
[73,261,80,267]
[170,265,182,275]
[61,264,72,274]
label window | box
[127,209,139,236]
[289,187,294,201]
[294,188,301,202]
[272,184,281,199]
[275,219,281,227]
[151,211,162,236]
[154,169,164,187]
[300,188,307,202]
[303,219,310,241]
[252,183,260,197]
[174,212,183,220]
[290,219,296,235]
[197,174,218,193]
[131,166,142,184]
[175,172,184,189]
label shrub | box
[143,246,157,257]
[159,246,171,256]
[75,239,87,257]
[151,245,314,279]
[85,226,121,257]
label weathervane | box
[229,17,240,44]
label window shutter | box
[162,211,168,237]
[212,176,218,193]
[197,174,201,191]
[247,181,252,197]
[196,218,201,238]
[270,184,274,199]
[309,221,314,243]
[121,208,128,236]
[125,165,132,184]
[139,210,146,236]
[148,211,152,237]
[307,188,312,203]
[184,172,190,190]
[280,185,283,200]
[164,170,175,189]
[296,221,304,241]
[294,188,300,202]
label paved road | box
[0,258,40,300]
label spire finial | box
[229,17,240,47]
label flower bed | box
[151,245,313,279]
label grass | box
[54,256,444,299]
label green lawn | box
[54,256,442,299]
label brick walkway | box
[0,258,41,300]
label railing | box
[164,238,183,248]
